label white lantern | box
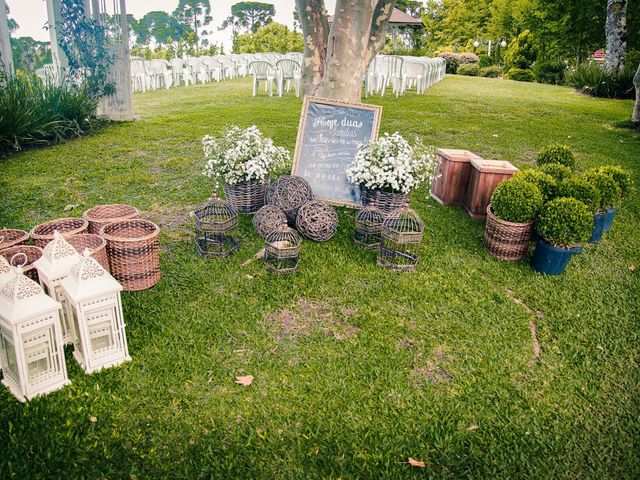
[0,255,14,288]
[34,231,82,345]
[0,268,70,402]
[60,251,130,373]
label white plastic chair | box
[378,56,404,97]
[275,59,301,97]
[248,61,275,96]
[170,58,193,87]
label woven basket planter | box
[484,205,534,261]
[223,179,268,214]
[100,220,160,291]
[360,186,409,214]
[1,245,44,282]
[0,228,29,253]
[30,217,89,248]
[67,234,110,272]
[84,204,140,234]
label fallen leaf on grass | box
[467,424,479,431]
[408,458,426,468]
[242,249,265,266]
[89,416,97,423]
[235,375,254,386]
[629,264,636,272]
[64,204,80,212]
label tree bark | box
[633,63,640,122]
[605,0,627,73]
[296,0,395,102]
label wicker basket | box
[0,229,29,253]
[67,234,110,272]
[84,204,140,234]
[223,179,268,214]
[484,205,534,261]
[1,245,44,282]
[100,220,160,291]
[30,217,89,248]
[361,186,409,214]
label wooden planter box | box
[430,149,482,206]
[463,159,518,219]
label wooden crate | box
[463,159,518,219]
[430,149,482,206]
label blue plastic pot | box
[603,207,617,232]
[588,212,607,243]
[531,239,580,275]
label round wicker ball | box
[295,200,338,242]
[253,205,288,238]
[268,176,313,223]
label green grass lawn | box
[1,75,639,479]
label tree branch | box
[364,0,396,68]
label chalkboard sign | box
[292,97,382,207]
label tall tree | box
[633,63,640,122]
[234,22,303,53]
[173,0,212,50]
[296,0,395,102]
[605,0,627,73]
[135,11,190,48]
[220,2,275,34]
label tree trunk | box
[605,0,627,73]
[296,0,395,102]
[633,63,640,122]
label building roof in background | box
[328,8,424,27]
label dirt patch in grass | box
[412,346,453,385]
[141,203,196,241]
[268,299,360,341]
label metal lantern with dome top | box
[60,250,130,374]
[0,267,70,402]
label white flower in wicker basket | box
[346,132,439,194]
[202,125,290,188]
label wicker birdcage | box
[83,204,139,234]
[30,217,89,248]
[223,178,268,214]
[264,227,302,275]
[253,205,287,238]
[354,206,385,249]
[193,197,239,258]
[377,205,424,272]
[1,245,44,282]
[268,176,314,223]
[296,200,339,242]
[0,229,29,253]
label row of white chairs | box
[365,55,447,97]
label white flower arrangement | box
[346,132,439,194]
[202,125,290,187]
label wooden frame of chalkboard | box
[292,96,382,207]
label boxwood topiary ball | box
[253,205,288,238]
[557,177,600,213]
[536,197,593,247]
[539,163,572,182]
[296,200,338,242]
[581,171,621,211]
[536,144,576,170]
[592,165,632,198]
[490,179,543,223]
[512,169,557,202]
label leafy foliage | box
[437,52,479,74]
[504,30,536,70]
[533,62,567,85]
[221,2,275,33]
[512,169,557,202]
[505,68,534,82]
[557,176,600,213]
[536,144,576,169]
[539,163,573,182]
[592,165,633,197]
[490,178,543,222]
[536,197,594,247]
[234,23,302,54]
[565,63,635,99]
[173,0,212,49]
[457,64,480,76]
[480,66,502,78]
[0,73,100,156]
[581,171,621,210]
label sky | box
[7,0,337,52]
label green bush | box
[536,144,576,169]
[581,171,621,210]
[536,197,594,247]
[512,169,557,202]
[539,163,573,182]
[565,63,635,99]
[504,30,537,70]
[505,68,535,82]
[490,179,543,223]
[533,61,567,85]
[592,165,633,197]
[457,64,480,76]
[478,54,494,68]
[557,176,600,213]
[480,66,502,78]
[0,73,100,156]
[437,52,479,74]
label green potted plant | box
[539,163,572,182]
[592,166,633,231]
[532,198,593,275]
[581,171,621,240]
[512,169,557,202]
[536,144,576,170]
[485,179,543,261]
[556,176,601,244]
